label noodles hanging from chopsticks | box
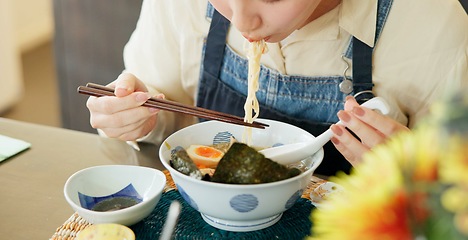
[243,40,267,145]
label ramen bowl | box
[159,119,323,232]
[64,165,166,226]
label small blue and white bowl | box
[64,165,166,226]
[159,119,324,232]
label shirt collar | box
[339,0,378,47]
[282,5,340,46]
[282,0,378,48]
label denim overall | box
[197,0,393,176]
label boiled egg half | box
[186,145,224,168]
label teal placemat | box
[131,190,315,239]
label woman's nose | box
[230,2,261,34]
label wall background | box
[0,0,60,127]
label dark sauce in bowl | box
[91,197,141,212]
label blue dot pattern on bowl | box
[78,183,142,210]
[272,143,284,147]
[230,194,259,213]
[285,189,303,209]
[177,184,199,210]
[212,131,235,145]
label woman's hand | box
[330,96,409,166]
[86,73,161,141]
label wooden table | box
[0,118,164,240]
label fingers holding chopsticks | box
[111,72,148,97]
[86,73,161,140]
[87,91,157,114]
[83,72,269,141]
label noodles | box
[243,40,267,145]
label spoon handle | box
[359,97,390,115]
[311,128,334,151]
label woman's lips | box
[242,34,271,42]
[242,34,256,42]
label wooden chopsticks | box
[77,83,269,129]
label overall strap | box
[352,38,373,95]
[202,10,230,80]
[461,0,468,13]
[352,0,394,102]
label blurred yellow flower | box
[309,130,428,240]
[439,136,468,185]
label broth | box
[91,197,141,212]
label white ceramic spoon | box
[259,97,390,165]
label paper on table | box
[0,134,31,162]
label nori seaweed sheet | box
[170,147,202,179]
[211,142,300,184]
